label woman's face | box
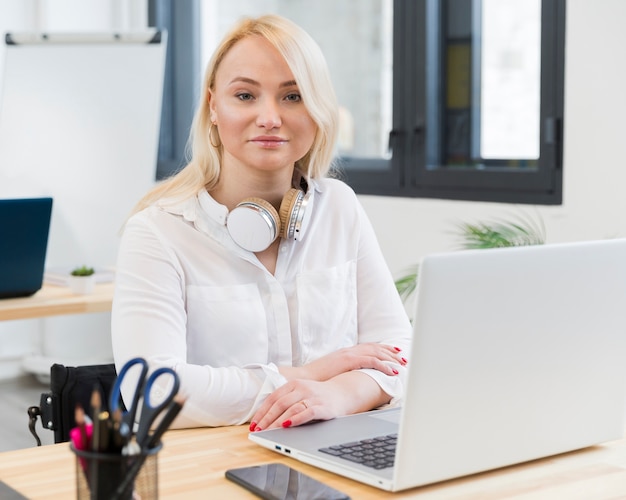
[209,36,317,176]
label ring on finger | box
[300,400,308,410]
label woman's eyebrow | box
[228,76,298,88]
[229,76,258,86]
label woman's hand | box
[249,371,391,431]
[279,343,407,382]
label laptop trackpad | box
[369,408,401,425]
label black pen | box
[145,394,186,449]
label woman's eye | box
[236,93,254,101]
[285,93,302,102]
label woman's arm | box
[111,211,286,427]
[250,371,389,431]
[278,342,406,381]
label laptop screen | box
[0,197,53,298]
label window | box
[345,0,566,204]
[151,0,565,204]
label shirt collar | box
[156,175,322,231]
[197,189,228,225]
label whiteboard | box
[0,31,167,268]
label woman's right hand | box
[279,343,407,382]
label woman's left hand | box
[249,371,389,431]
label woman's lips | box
[250,136,288,148]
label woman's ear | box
[207,89,217,121]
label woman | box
[111,14,412,431]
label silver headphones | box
[226,187,313,252]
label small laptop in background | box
[250,239,626,491]
[0,197,53,299]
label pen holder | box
[70,443,161,500]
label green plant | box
[454,212,546,250]
[395,213,545,304]
[71,265,95,277]
[395,264,419,303]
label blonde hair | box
[131,14,339,214]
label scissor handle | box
[135,367,180,447]
[109,357,149,425]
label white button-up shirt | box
[111,177,412,427]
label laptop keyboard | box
[318,433,397,470]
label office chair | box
[27,362,118,446]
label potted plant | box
[68,265,96,295]
[395,212,545,307]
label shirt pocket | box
[186,283,268,366]
[297,260,358,362]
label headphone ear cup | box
[278,188,302,240]
[226,197,281,252]
[279,188,313,241]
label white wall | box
[361,0,626,280]
[0,0,152,380]
[0,0,624,379]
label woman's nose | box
[256,99,282,129]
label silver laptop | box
[250,239,626,491]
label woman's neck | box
[210,159,295,211]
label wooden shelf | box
[0,283,114,321]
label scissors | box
[109,357,180,450]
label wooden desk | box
[0,283,115,321]
[2,425,626,499]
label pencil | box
[71,404,93,477]
[90,389,102,452]
[75,404,89,450]
[89,388,102,498]
[111,407,124,451]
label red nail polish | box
[249,422,257,432]
[254,427,262,432]
[394,346,402,352]
[282,420,292,428]
[401,357,407,364]
[392,369,399,375]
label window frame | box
[148,0,201,180]
[343,0,566,205]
